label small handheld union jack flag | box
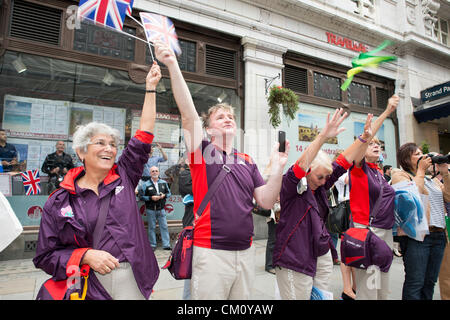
[78,0,131,32]
[20,170,41,196]
[140,12,182,56]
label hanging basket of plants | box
[267,85,299,128]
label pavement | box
[0,239,441,300]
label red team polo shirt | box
[189,140,266,250]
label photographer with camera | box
[41,141,74,193]
[392,143,450,300]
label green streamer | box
[341,40,397,91]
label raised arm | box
[154,40,203,153]
[297,108,348,171]
[140,62,161,133]
[352,94,399,166]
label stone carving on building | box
[352,0,375,19]
[421,0,440,37]
[406,5,417,25]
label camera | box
[427,153,450,165]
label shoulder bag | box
[326,185,350,234]
[340,171,393,272]
[163,164,232,280]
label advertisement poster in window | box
[3,95,70,139]
[285,102,397,167]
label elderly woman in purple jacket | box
[33,62,162,300]
[273,109,376,300]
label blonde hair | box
[201,103,235,129]
[310,150,333,173]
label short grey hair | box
[310,150,333,173]
[72,122,120,154]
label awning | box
[413,99,450,123]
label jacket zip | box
[277,205,312,260]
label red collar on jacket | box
[59,165,120,194]
[367,162,383,173]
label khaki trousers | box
[96,262,146,300]
[276,250,333,300]
[353,223,393,300]
[191,245,255,300]
[439,242,450,300]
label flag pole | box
[127,13,155,62]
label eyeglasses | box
[89,139,117,149]
[151,170,159,173]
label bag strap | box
[92,192,112,249]
[196,164,232,217]
[369,171,385,227]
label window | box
[284,65,308,94]
[434,18,449,46]
[74,21,136,61]
[313,72,341,101]
[146,39,197,72]
[348,82,371,107]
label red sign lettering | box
[326,32,367,52]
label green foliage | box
[267,85,299,128]
[420,141,430,154]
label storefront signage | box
[325,32,367,52]
[420,81,450,103]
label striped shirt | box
[424,176,446,228]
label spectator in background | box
[165,155,189,195]
[178,158,194,299]
[392,145,450,300]
[142,143,168,180]
[138,166,172,251]
[383,165,392,182]
[41,140,74,193]
[0,128,18,172]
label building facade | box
[0,0,449,258]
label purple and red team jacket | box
[349,159,395,229]
[273,154,351,278]
[33,130,159,300]
[189,140,266,251]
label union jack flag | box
[140,12,182,56]
[78,0,131,31]
[20,170,41,196]
[126,0,134,16]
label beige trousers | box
[439,242,450,300]
[353,223,393,300]
[276,250,333,300]
[96,262,146,300]
[191,245,255,300]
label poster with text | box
[3,95,70,140]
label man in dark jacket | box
[138,166,171,250]
[41,140,74,192]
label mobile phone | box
[278,131,286,153]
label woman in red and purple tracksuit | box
[348,95,399,300]
[33,63,162,300]
[273,109,374,300]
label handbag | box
[163,164,232,280]
[340,171,393,272]
[326,185,350,234]
[36,192,112,300]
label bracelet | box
[358,135,368,143]
[146,90,156,93]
